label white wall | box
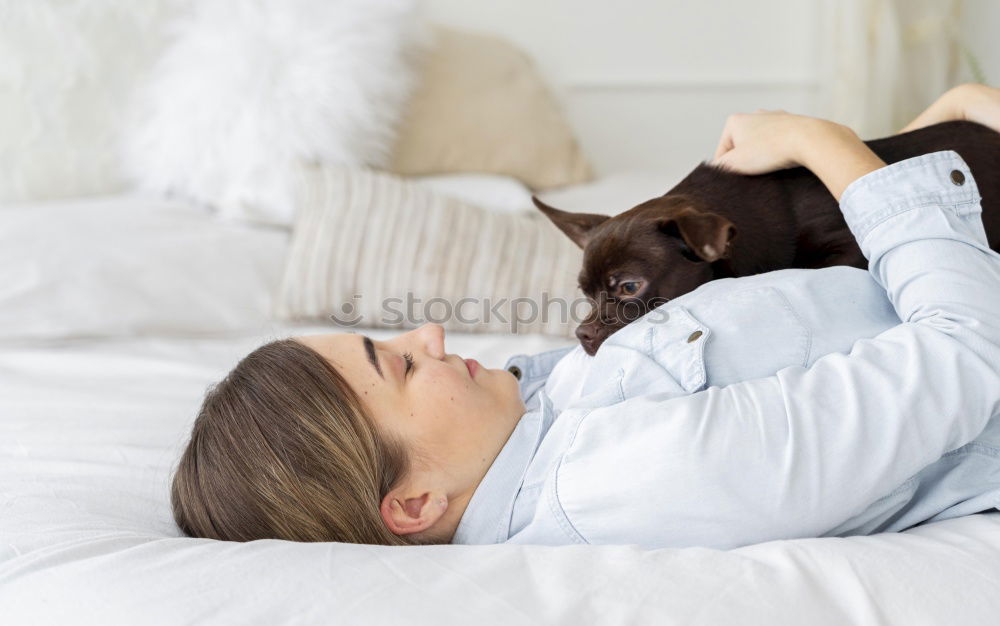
[426,0,997,181]
[425,0,821,180]
[963,0,1000,85]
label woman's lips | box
[464,358,480,378]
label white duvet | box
[2,193,1000,625]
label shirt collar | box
[451,392,557,544]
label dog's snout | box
[576,324,605,356]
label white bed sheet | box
[2,323,1000,625]
[3,183,1000,625]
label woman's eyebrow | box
[362,335,383,379]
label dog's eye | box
[620,281,640,296]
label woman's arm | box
[900,83,1000,133]
[711,111,886,199]
[709,86,1000,190]
[670,116,1000,543]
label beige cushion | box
[388,27,593,190]
[276,166,582,337]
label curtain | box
[819,0,964,138]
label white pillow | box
[412,173,534,213]
[121,0,424,226]
[536,170,682,217]
[0,196,288,341]
[0,1,181,204]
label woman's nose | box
[416,323,446,359]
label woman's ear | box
[379,488,448,536]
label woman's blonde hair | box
[171,338,434,545]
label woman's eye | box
[620,282,640,296]
[403,351,414,377]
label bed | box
[2,190,1000,626]
[5,2,1000,621]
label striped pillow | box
[276,166,582,336]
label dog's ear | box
[533,196,609,249]
[658,208,736,262]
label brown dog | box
[536,120,1000,355]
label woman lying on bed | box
[172,84,1000,549]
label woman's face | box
[295,324,526,533]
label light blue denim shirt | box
[452,151,1000,549]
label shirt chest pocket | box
[583,306,709,402]
[680,286,811,388]
[575,286,811,404]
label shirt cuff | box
[839,150,983,249]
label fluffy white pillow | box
[121,0,423,225]
[0,1,180,204]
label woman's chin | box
[501,373,526,410]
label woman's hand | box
[900,83,1000,134]
[712,111,844,174]
[711,111,886,201]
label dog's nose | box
[576,325,602,356]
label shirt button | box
[507,365,522,380]
[951,170,966,186]
[686,330,703,343]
